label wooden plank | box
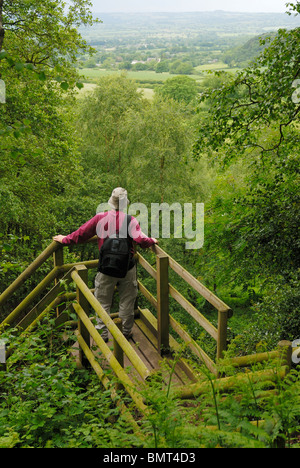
[93,326,152,384]
[217,310,229,360]
[1,267,60,327]
[137,309,199,383]
[75,330,142,436]
[73,302,148,415]
[113,318,124,369]
[131,324,162,371]
[139,307,158,337]
[23,296,63,334]
[60,260,98,272]
[76,266,91,368]
[53,246,65,318]
[134,320,185,386]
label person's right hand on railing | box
[53,235,67,244]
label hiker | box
[53,188,158,342]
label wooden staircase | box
[0,238,293,427]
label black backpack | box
[98,214,134,278]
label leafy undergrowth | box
[1,319,300,448]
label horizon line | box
[92,10,288,14]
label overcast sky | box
[90,0,289,13]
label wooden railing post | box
[113,318,124,368]
[75,266,90,368]
[113,318,124,391]
[156,253,170,355]
[217,310,229,360]
[53,245,64,317]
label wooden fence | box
[0,238,232,375]
[1,238,296,438]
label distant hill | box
[82,11,300,38]
[223,33,277,68]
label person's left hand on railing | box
[53,235,66,244]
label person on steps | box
[53,187,158,342]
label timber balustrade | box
[0,237,233,376]
[137,243,232,371]
[1,238,295,432]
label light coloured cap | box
[108,187,130,210]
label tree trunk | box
[0,0,4,52]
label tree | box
[123,96,194,204]
[77,74,143,198]
[0,0,98,287]
[194,2,300,279]
[132,62,149,71]
[0,0,95,59]
[157,75,199,105]
[156,61,169,73]
[0,1,4,52]
[169,60,194,75]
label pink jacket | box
[62,210,155,250]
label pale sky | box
[90,0,290,13]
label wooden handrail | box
[169,314,216,374]
[151,244,231,313]
[169,284,218,340]
[73,302,148,414]
[71,267,151,381]
[15,267,76,330]
[1,237,232,363]
[1,267,60,327]
[75,329,146,429]
[0,241,61,308]
[138,245,231,358]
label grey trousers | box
[94,265,138,339]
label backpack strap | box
[124,214,135,270]
[119,214,132,240]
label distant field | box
[195,61,229,71]
[195,62,240,74]
[76,63,239,101]
[78,64,238,86]
[78,68,204,83]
